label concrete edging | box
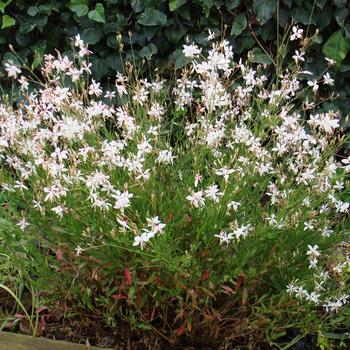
[0,332,107,350]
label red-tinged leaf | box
[36,306,48,314]
[201,270,210,281]
[201,250,207,257]
[176,320,187,336]
[124,267,132,285]
[14,313,24,319]
[186,318,192,332]
[55,248,64,261]
[221,285,234,295]
[164,212,174,224]
[91,267,99,281]
[111,293,127,300]
[241,287,248,305]
[235,273,246,289]
[39,317,46,332]
[174,308,185,323]
[19,319,31,334]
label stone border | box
[0,331,107,350]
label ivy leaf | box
[230,13,247,36]
[226,0,241,11]
[138,8,167,26]
[27,6,39,17]
[334,7,348,28]
[252,0,275,24]
[130,0,145,13]
[81,27,102,44]
[251,47,272,64]
[169,0,187,11]
[322,30,350,64]
[201,0,214,17]
[2,14,15,29]
[170,48,190,70]
[70,4,89,17]
[88,3,105,23]
[316,0,327,9]
[139,43,158,60]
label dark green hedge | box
[0,0,350,117]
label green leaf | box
[170,48,190,70]
[70,4,89,17]
[251,47,272,65]
[291,7,316,25]
[139,43,158,60]
[138,8,167,26]
[130,0,145,13]
[334,7,348,28]
[81,27,103,44]
[226,0,241,11]
[69,0,88,5]
[27,6,39,17]
[345,24,350,39]
[88,3,105,23]
[322,30,350,64]
[230,13,247,36]
[104,53,123,72]
[32,45,46,69]
[0,34,6,44]
[316,0,327,9]
[169,0,186,11]
[253,0,275,24]
[201,0,214,17]
[1,14,15,29]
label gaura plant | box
[0,27,349,347]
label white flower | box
[216,166,234,182]
[290,26,303,41]
[51,205,65,218]
[306,245,320,257]
[194,174,202,188]
[133,231,149,250]
[17,218,29,230]
[304,221,315,231]
[325,57,336,66]
[112,190,133,210]
[4,61,21,78]
[307,80,319,93]
[292,50,305,64]
[183,44,202,58]
[323,73,334,86]
[146,216,166,234]
[88,79,103,97]
[75,245,83,256]
[157,150,175,165]
[227,201,240,211]
[214,230,231,245]
[186,190,205,208]
[204,184,223,203]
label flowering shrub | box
[0,29,349,347]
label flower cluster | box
[0,32,348,320]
